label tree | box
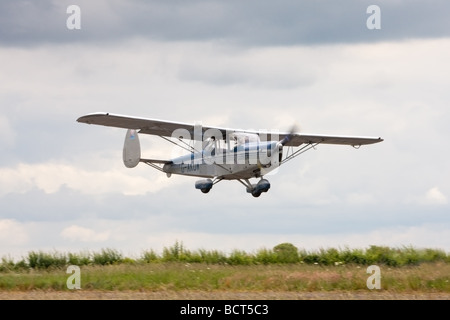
[273,243,299,263]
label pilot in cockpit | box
[204,137,216,155]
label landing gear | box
[240,178,271,198]
[195,177,270,197]
[251,190,262,198]
[195,177,223,194]
[195,179,213,194]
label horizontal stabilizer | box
[140,158,173,164]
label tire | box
[251,191,261,197]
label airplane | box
[77,112,383,197]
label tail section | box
[123,129,141,168]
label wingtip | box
[76,112,110,123]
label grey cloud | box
[2,183,447,237]
[177,53,317,88]
[0,184,402,232]
[1,0,450,47]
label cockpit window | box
[203,137,219,156]
[229,133,260,146]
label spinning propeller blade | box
[279,124,300,146]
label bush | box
[27,250,67,269]
[68,251,91,266]
[254,248,278,265]
[162,240,186,262]
[341,247,367,265]
[92,248,122,265]
[273,243,299,263]
[198,249,228,264]
[365,245,398,266]
[228,249,253,265]
[141,249,159,263]
[1,244,449,271]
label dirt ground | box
[1,290,449,300]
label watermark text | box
[366,265,381,289]
[66,5,81,30]
[366,5,381,30]
[66,265,81,289]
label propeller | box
[260,122,300,175]
[278,124,300,147]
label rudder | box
[123,129,141,168]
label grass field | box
[1,261,449,300]
[1,244,449,300]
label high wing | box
[77,112,259,139]
[280,133,383,147]
[76,112,383,146]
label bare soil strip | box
[1,290,449,300]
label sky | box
[1,0,450,261]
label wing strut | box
[158,135,204,154]
[280,142,320,165]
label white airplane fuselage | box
[163,141,282,180]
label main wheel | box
[201,188,210,194]
[251,191,261,197]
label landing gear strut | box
[239,178,271,197]
[195,177,223,194]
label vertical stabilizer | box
[123,129,141,168]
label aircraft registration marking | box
[180,163,200,173]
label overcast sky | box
[1,0,450,261]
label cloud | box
[2,0,450,47]
[0,219,28,245]
[405,187,449,206]
[423,187,448,205]
[178,46,319,88]
[0,162,180,196]
[100,223,450,254]
[345,192,376,205]
[61,225,110,242]
[1,2,450,261]
[0,116,16,149]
